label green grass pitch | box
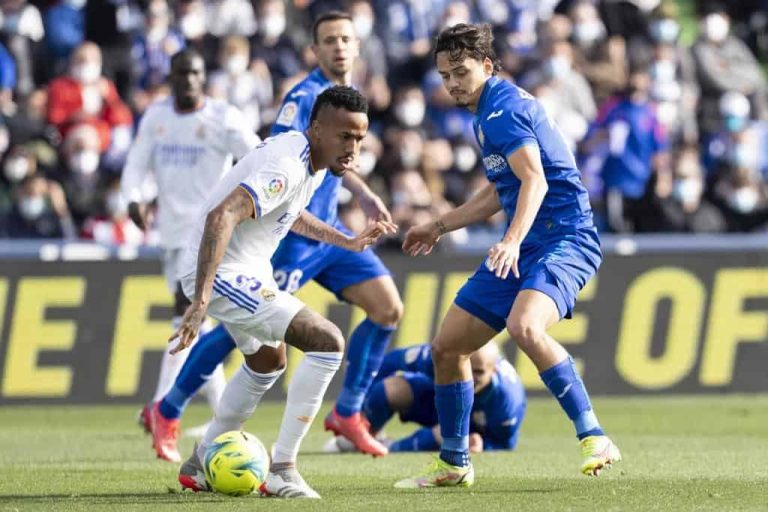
[0,396,766,511]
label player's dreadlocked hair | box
[434,23,501,75]
[309,85,368,123]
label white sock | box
[152,316,195,403]
[201,364,227,412]
[272,352,343,464]
[197,364,283,461]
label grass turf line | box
[0,395,766,511]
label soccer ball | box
[203,431,270,496]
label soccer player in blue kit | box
[327,342,526,455]
[396,23,621,488]
[151,11,402,462]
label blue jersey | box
[271,67,340,228]
[473,76,594,246]
[377,344,526,450]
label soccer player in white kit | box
[172,86,396,498]
[120,48,260,460]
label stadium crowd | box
[0,0,767,244]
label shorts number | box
[273,269,303,293]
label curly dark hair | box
[434,23,501,75]
[309,85,368,123]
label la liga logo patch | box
[263,177,285,198]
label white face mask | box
[453,145,477,173]
[395,100,426,127]
[357,150,377,177]
[672,178,702,204]
[81,87,104,114]
[545,55,571,80]
[353,15,373,39]
[225,54,248,76]
[180,12,207,39]
[146,24,168,43]
[573,21,605,45]
[399,148,421,168]
[4,157,29,182]
[703,14,729,43]
[69,150,100,175]
[650,18,679,43]
[106,192,127,216]
[261,15,286,39]
[72,62,101,84]
[19,196,46,220]
[728,187,759,213]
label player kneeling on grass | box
[170,86,397,499]
[325,342,526,454]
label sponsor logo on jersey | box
[482,153,507,173]
[487,109,504,120]
[276,101,298,126]
[264,177,285,198]
[260,288,276,302]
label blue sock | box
[362,380,394,433]
[540,356,604,440]
[435,380,473,467]
[335,319,395,417]
[158,324,236,419]
[389,427,439,452]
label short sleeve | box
[237,156,299,218]
[271,91,313,135]
[486,107,538,159]
[224,105,260,159]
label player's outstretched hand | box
[168,301,207,355]
[402,222,441,256]
[486,239,520,279]
[347,219,398,252]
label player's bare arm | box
[486,144,548,279]
[402,181,501,256]
[342,170,393,222]
[169,187,255,354]
[290,210,397,252]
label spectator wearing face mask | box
[712,164,768,232]
[80,176,145,244]
[250,0,302,86]
[387,84,428,132]
[523,39,596,150]
[54,123,103,228]
[132,0,185,92]
[1,0,44,97]
[349,0,391,113]
[583,63,670,233]
[2,173,74,239]
[703,92,768,183]
[568,0,627,106]
[641,146,726,233]
[692,4,768,137]
[42,0,85,79]
[47,42,133,165]
[174,0,218,67]
[208,35,271,132]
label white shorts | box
[162,248,184,294]
[180,265,305,355]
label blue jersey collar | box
[476,76,502,114]
[311,67,333,88]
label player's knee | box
[366,295,404,327]
[506,318,545,351]
[310,320,345,353]
[245,346,286,373]
[383,376,412,412]
[430,337,458,367]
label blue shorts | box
[271,222,390,300]
[455,227,602,332]
[398,372,439,427]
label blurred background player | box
[397,23,620,488]
[174,86,396,498]
[325,341,526,454]
[150,11,402,461]
[120,48,259,461]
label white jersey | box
[179,131,326,284]
[121,97,259,248]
